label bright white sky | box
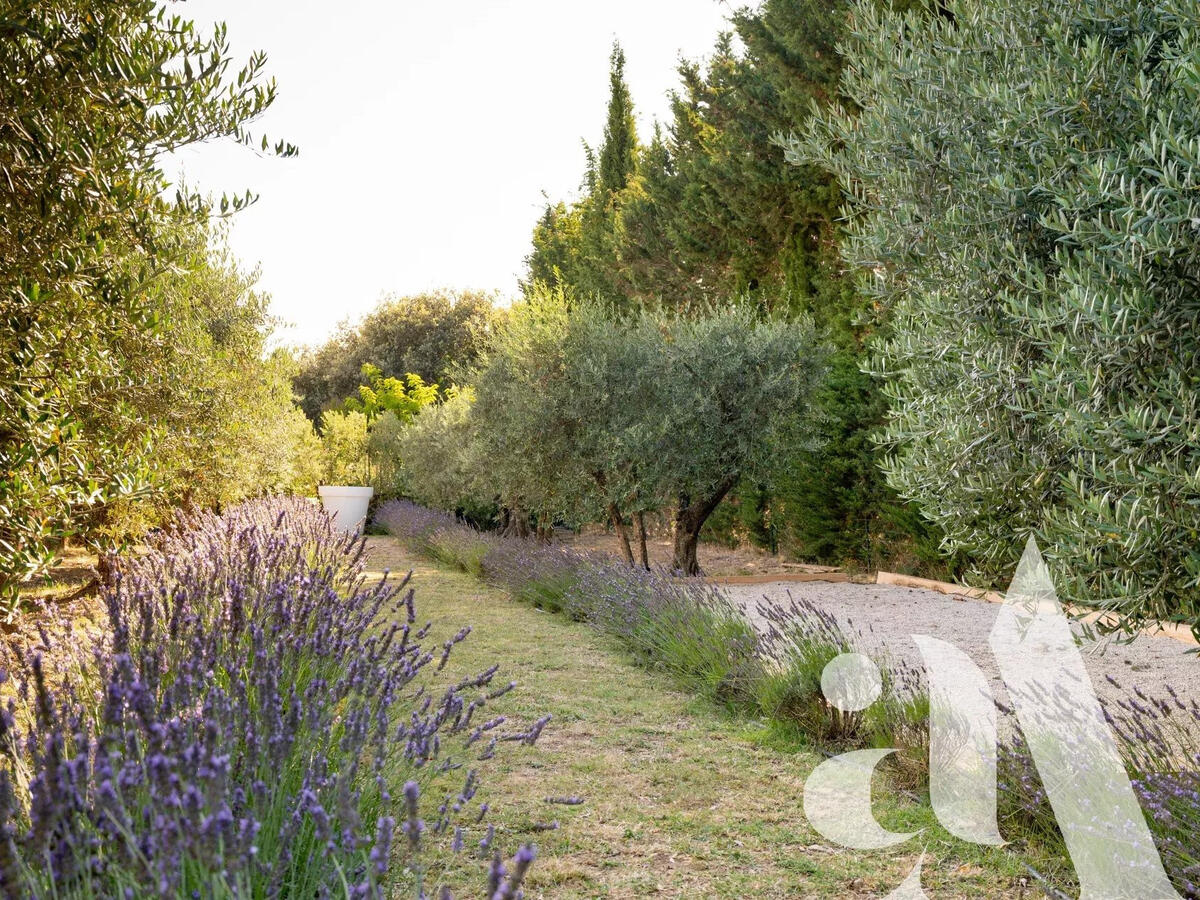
[170,0,740,347]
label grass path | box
[364,537,1042,899]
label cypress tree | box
[598,42,638,200]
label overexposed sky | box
[170,1,739,347]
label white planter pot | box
[318,485,374,535]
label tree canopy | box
[0,0,294,602]
[521,0,933,571]
[293,290,498,422]
[405,289,827,573]
[792,0,1200,633]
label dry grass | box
[364,536,1043,899]
[4,547,106,686]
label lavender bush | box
[1104,679,1200,894]
[375,500,459,552]
[562,558,763,707]
[480,541,586,618]
[754,596,929,763]
[376,501,588,617]
[998,681,1200,897]
[0,498,542,898]
[996,677,1200,896]
[427,528,497,579]
[376,501,761,706]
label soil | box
[3,548,106,690]
[558,525,838,577]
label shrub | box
[481,540,588,616]
[0,499,542,898]
[366,409,407,501]
[320,409,371,485]
[566,561,764,708]
[754,596,928,759]
[375,499,459,552]
[996,677,1200,896]
[1104,679,1199,895]
[393,398,502,529]
[428,528,495,578]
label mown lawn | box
[364,536,1048,899]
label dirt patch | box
[558,525,839,578]
[4,550,106,678]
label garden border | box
[704,568,1198,648]
[875,571,1198,648]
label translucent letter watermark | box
[803,539,1180,899]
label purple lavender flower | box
[0,499,540,898]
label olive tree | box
[553,299,666,567]
[652,307,826,574]
[463,290,826,573]
[792,0,1200,634]
[108,223,320,521]
[396,389,481,512]
[0,1,290,601]
[468,289,579,538]
[466,290,662,557]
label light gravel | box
[722,580,1200,717]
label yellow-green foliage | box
[343,364,439,423]
[97,225,323,542]
[319,410,370,486]
[0,0,292,604]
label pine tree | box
[525,43,641,304]
[521,2,941,569]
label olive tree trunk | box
[593,470,636,567]
[501,507,532,539]
[672,476,738,576]
[635,510,650,571]
[609,502,635,567]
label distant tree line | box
[292,291,498,423]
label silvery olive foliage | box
[791,0,1200,634]
[421,287,825,572]
[0,1,293,605]
[397,390,480,512]
[465,287,579,532]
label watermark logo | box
[804,539,1180,899]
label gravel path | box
[721,580,1200,717]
